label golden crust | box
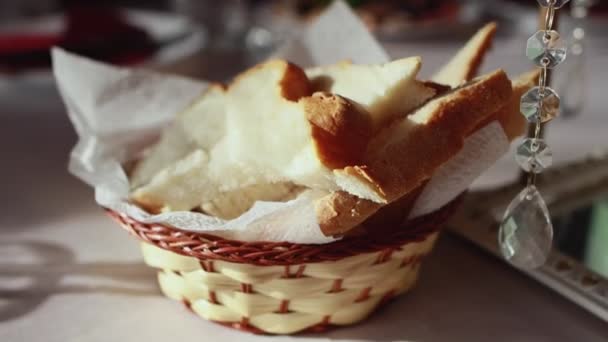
[432,22,498,87]
[302,92,372,169]
[130,41,524,238]
[493,70,539,140]
[359,182,427,233]
[316,70,513,235]
[347,69,512,203]
[314,191,379,236]
[130,59,375,213]
[231,59,312,101]
[279,61,313,101]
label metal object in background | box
[449,152,608,322]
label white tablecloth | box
[1,35,607,341]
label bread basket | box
[106,196,460,335]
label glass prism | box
[537,0,571,9]
[526,30,567,68]
[520,86,560,123]
[499,185,553,269]
[516,138,552,173]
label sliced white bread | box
[334,69,512,204]
[200,182,303,219]
[189,58,443,215]
[315,69,513,235]
[432,23,498,87]
[129,85,226,189]
[130,60,373,212]
[306,57,436,131]
[476,69,539,140]
[129,121,195,189]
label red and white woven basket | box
[107,197,460,335]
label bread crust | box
[129,42,534,237]
[474,70,540,140]
[130,59,375,212]
[279,61,313,101]
[345,69,512,202]
[432,22,498,87]
[306,57,435,132]
[314,191,379,235]
[302,92,372,169]
[316,70,513,235]
[232,59,312,101]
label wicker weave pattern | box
[106,196,459,266]
[141,232,438,334]
[108,197,460,334]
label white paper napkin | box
[54,0,509,244]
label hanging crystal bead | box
[516,138,553,173]
[520,86,560,123]
[526,30,567,68]
[499,185,554,269]
[537,0,571,9]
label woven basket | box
[107,197,460,335]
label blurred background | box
[1,0,607,277]
[0,0,605,80]
[1,1,608,340]
[1,0,606,276]
[1,0,606,274]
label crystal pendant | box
[537,0,571,9]
[499,185,553,269]
[516,138,552,173]
[520,86,560,123]
[526,30,567,68]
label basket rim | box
[106,195,461,266]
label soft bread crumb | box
[131,59,380,211]
[306,57,436,131]
[353,69,513,203]
[432,22,498,87]
[201,182,303,219]
[482,70,540,140]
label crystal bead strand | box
[499,0,569,269]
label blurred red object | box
[0,7,158,73]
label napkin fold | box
[54,0,509,244]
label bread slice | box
[306,57,436,131]
[179,84,228,149]
[474,70,539,140]
[315,70,513,235]
[129,121,195,189]
[200,182,303,219]
[135,69,533,231]
[345,71,538,235]
[335,69,512,203]
[129,85,226,189]
[130,60,375,212]
[432,23,497,87]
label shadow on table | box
[0,104,95,231]
[0,240,159,322]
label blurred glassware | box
[556,0,594,118]
[267,0,490,42]
[171,0,250,49]
[244,1,301,63]
[168,0,293,79]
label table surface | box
[1,34,608,341]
